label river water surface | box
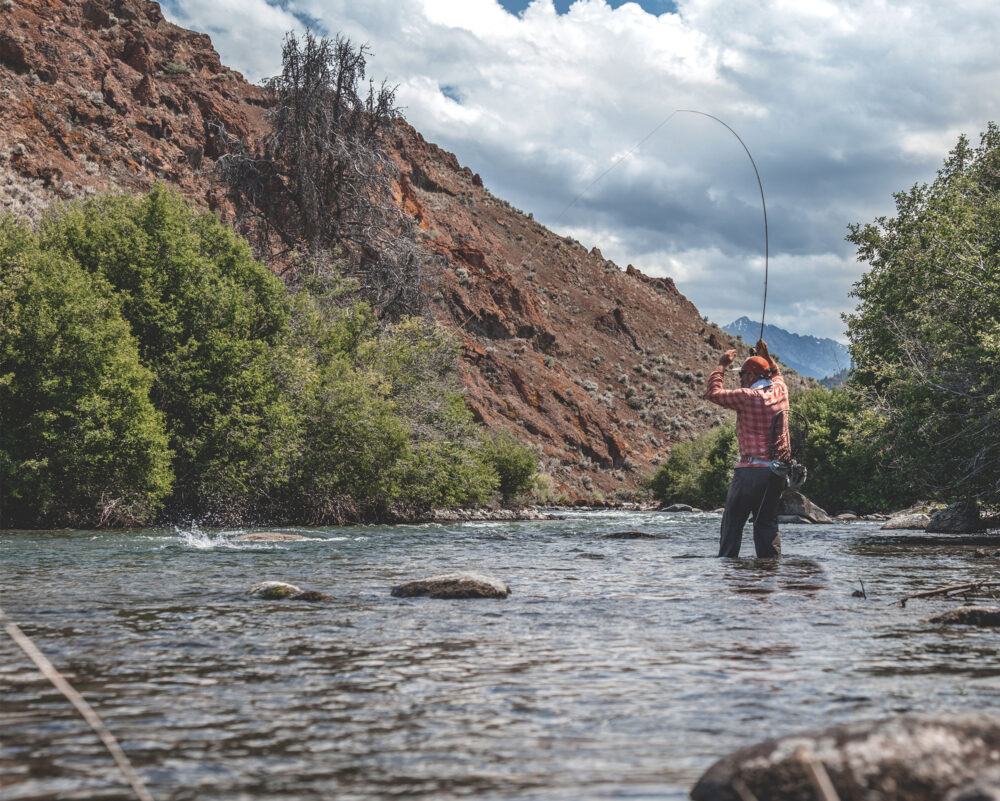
[2,511,999,801]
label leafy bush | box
[2,188,511,525]
[0,217,172,527]
[648,424,736,508]
[481,433,538,501]
[39,186,301,519]
[791,387,915,514]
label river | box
[2,511,998,800]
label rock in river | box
[778,491,832,523]
[391,572,511,599]
[881,513,931,531]
[605,531,658,539]
[928,605,1000,627]
[692,716,1000,801]
[928,501,982,534]
[248,581,331,602]
[236,532,311,542]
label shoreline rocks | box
[928,501,983,534]
[692,716,1000,801]
[391,572,510,599]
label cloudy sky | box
[160,0,999,341]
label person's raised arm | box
[754,339,780,376]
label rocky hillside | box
[0,0,814,501]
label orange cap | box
[741,356,771,376]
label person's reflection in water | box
[721,557,826,601]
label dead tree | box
[215,31,426,319]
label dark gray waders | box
[718,466,785,558]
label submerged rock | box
[691,716,1000,801]
[391,572,510,599]
[247,581,331,602]
[661,503,695,512]
[928,605,1000,627]
[881,513,931,531]
[605,530,657,539]
[778,491,832,524]
[236,532,311,542]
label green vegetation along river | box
[2,511,998,800]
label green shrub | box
[648,424,736,508]
[39,186,300,518]
[791,387,915,514]
[0,217,172,527]
[3,187,516,525]
[481,433,538,501]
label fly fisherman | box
[704,339,790,558]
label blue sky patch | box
[498,0,677,15]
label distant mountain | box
[722,317,851,381]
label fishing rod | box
[542,108,770,341]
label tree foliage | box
[39,186,300,519]
[790,387,915,514]
[846,123,1000,503]
[648,424,737,509]
[1,188,528,527]
[0,217,172,527]
[217,31,425,319]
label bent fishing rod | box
[540,108,771,342]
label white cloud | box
[160,0,1000,340]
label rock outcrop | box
[391,572,511,599]
[691,716,1000,801]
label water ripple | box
[2,513,998,800]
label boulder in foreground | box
[928,605,1000,627]
[391,572,510,599]
[692,716,1000,801]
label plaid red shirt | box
[704,365,790,468]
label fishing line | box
[536,108,770,340]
